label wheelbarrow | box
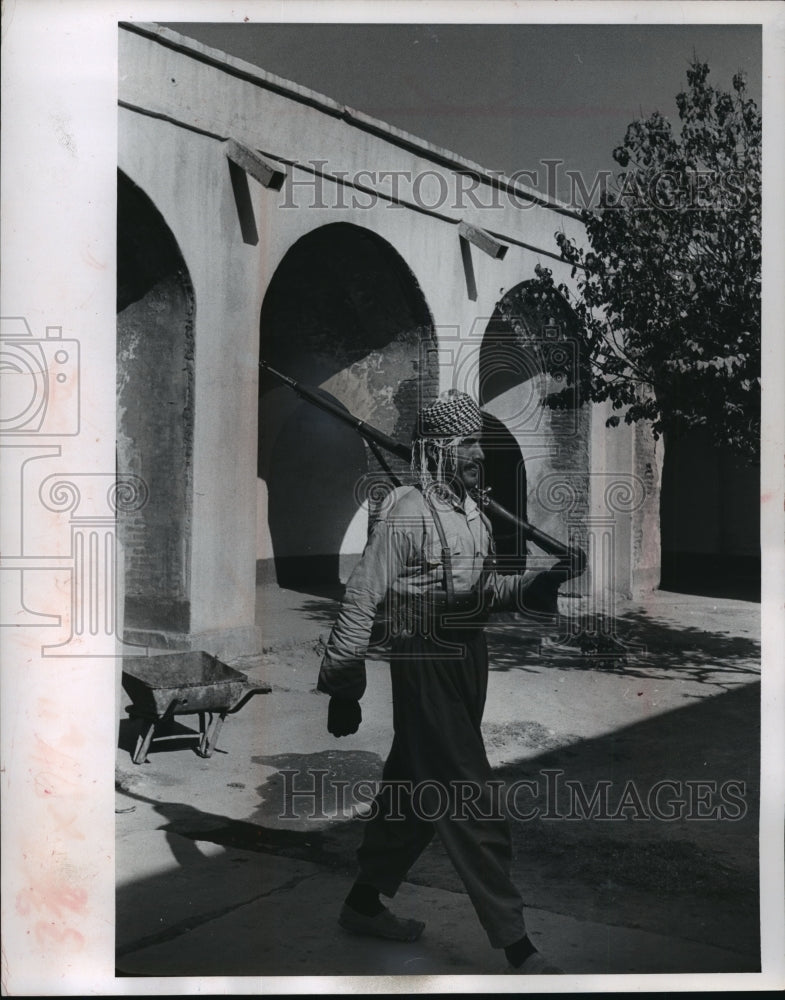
[121,651,271,764]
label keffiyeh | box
[412,390,482,490]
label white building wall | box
[118,22,648,656]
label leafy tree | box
[533,61,761,457]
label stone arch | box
[116,169,195,632]
[478,280,585,561]
[479,279,581,412]
[257,222,436,591]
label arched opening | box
[479,281,583,566]
[116,170,195,632]
[258,223,435,592]
[479,411,528,567]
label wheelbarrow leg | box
[197,711,227,758]
[133,719,156,765]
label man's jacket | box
[318,485,562,702]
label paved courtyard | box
[116,586,763,983]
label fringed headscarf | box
[411,390,483,492]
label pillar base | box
[632,565,661,598]
[123,624,263,663]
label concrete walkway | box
[116,586,762,980]
[116,838,748,978]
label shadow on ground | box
[486,608,759,690]
[117,677,760,972]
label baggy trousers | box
[356,628,527,949]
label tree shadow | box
[289,594,345,627]
[485,608,760,690]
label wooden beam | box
[459,237,478,301]
[457,220,508,260]
[224,138,286,190]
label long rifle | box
[260,359,586,569]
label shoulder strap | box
[422,488,456,604]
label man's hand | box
[328,697,362,737]
[517,570,560,617]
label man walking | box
[318,389,576,973]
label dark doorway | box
[479,280,582,568]
[479,411,528,571]
[258,223,435,592]
[117,171,195,632]
[660,429,760,601]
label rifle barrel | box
[259,358,584,564]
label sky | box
[161,21,762,203]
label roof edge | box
[119,20,583,222]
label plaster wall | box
[117,22,647,653]
[119,112,266,647]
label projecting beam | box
[224,138,287,190]
[457,220,508,260]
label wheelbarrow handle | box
[228,683,272,715]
